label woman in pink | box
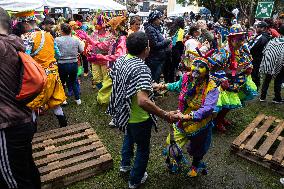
[79,16,127,105]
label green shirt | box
[126,54,150,123]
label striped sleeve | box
[135,67,153,92]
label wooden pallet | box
[32,123,113,189]
[231,114,284,175]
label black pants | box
[260,67,284,100]
[251,62,261,89]
[81,54,89,74]
[0,122,41,189]
[163,49,175,83]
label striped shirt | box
[106,55,157,132]
[260,37,284,76]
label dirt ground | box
[37,77,284,189]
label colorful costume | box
[211,28,258,131]
[163,57,219,177]
[83,16,127,105]
[16,10,67,127]
[20,27,66,110]
[90,15,114,89]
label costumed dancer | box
[79,16,127,106]
[212,26,258,132]
[90,15,113,89]
[13,10,67,127]
[155,56,219,177]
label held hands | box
[153,83,167,91]
[164,110,192,123]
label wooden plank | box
[34,123,91,138]
[257,121,284,157]
[35,142,103,166]
[232,114,266,147]
[33,124,91,143]
[41,157,113,189]
[41,154,112,183]
[33,138,98,159]
[39,147,107,174]
[234,151,284,175]
[272,136,284,163]
[33,130,96,150]
[244,116,276,151]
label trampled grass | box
[37,78,284,189]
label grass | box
[38,77,284,189]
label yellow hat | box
[14,10,36,22]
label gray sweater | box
[55,36,84,64]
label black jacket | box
[250,32,271,64]
[144,23,170,61]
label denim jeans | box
[58,62,80,100]
[146,59,165,83]
[121,119,153,185]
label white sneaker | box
[280,178,284,185]
[109,119,116,127]
[75,99,81,105]
[128,172,148,189]
[119,166,131,173]
[62,100,68,105]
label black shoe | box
[56,115,68,127]
[272,98,284,104]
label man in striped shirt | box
[107,31,181,189]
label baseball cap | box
[257,21,268,28]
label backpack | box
[16,51,47,103]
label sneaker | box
[128,172,148,189]
[280,178,284,185]
[187,162,207,177]
[75,99,82,105]
[109,119,116,127]
[259,98,266,102]
[119,166,132,173]
[272,98,283,104]
[62,100,68,105]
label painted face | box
[191,61,208,79]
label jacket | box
[144,23,170,61]
[250,32,271,64]
[0,34,32,129]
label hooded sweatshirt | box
[0,34,32,129]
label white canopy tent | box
[0,0,126,11]
[69,0,126,10]
[0,0,44,11]
[168,4,199,17]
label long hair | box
[168,17,185,37]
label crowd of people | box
[0,6,283,189]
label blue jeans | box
[58,63,80,100]
[147,59,165,83]
[121,119,153,185]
